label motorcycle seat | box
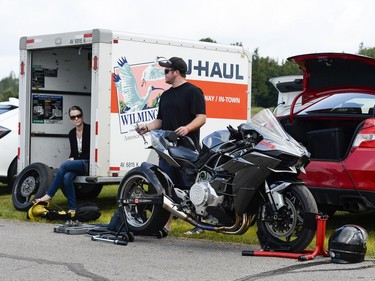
[168,146,200,163]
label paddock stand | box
[91,195,166,246]
[242,214,330,261]
[91,203,135,246]
[118,194,169,239]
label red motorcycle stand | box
[242,214,330,261]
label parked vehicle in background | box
[269,75,302,116]
[0,98,18,188]
[277,53,375,216]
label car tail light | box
[353,119,375,148]
[0,126,11,139]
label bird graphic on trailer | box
[140,56,166,86]
[114,57,164,113]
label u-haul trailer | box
[14,29,252,211]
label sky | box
[1,0,375,79]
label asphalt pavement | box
[0,220,374,281]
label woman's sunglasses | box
[70,114,82,120]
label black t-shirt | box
[157,82,206,148]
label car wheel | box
[74,184,103,200]
[12,162,54,211]
[6,157,18,191]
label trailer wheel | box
[74,184,103,200]
[12,163,54,211]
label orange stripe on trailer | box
[110,76,248,120]
[190,80,248,120]
[111,75,119,113]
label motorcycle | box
[117,109,318,252]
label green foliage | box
[0,72,18,101]
[251,48,302,108]
[199,37,217,43]
[230,42,243,46]
[358,42,375,58]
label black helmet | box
[328,224,368,264]
[75,202,101,222]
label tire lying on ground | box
[12,162,54,211]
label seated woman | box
[35,105,90,215]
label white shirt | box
[77,137,82,154]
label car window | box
[299,93,375,115]
[0,105,17,115]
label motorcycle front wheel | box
[256,184,318,253]
[117,171,170,236]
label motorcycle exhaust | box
[162,195,254,235]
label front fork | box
[265,181,292,211]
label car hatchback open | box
[277,53,375,216]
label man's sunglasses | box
[70,114,82,120]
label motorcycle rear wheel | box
[256,184,318,253]
[117,171,170,236]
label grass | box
[1,183,374,258]
[251,106,266,116]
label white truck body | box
[18,29,251,188]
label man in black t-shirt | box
[156,76,205,149]
[138,57,206,235]
[140,57,206,147]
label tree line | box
[251,43,375,107]
[0,71,18,102]
[1,44,374,107]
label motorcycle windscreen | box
[201,130,231,152]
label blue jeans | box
[159,158,191,189]
[46,159,88,210]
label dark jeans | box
[46,159,88,210]
[158,158,192,189]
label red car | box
[277,53,375,216]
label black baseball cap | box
[159,57,187,74]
